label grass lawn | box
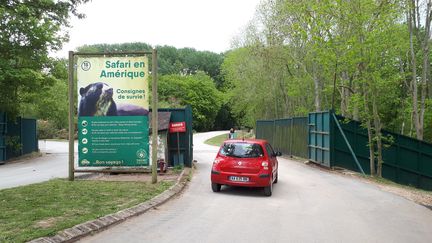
[204,133,229,146]
[204,131,255,146]
[0,179,173,243]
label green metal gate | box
[308,112,331,167]
[332,114,370,174]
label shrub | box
[37,120,58,139]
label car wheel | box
[212,183,221,192]
[263,182,272,197]
[274,172,278,184]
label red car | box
[211,139,281,196]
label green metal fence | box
[258,111,432,191]
[256,117,308,158]
[307,111,432,190]
[21,118,38,155]
[0,112,6,163]
[332,113,432,190]
[0,114,38,163]
[331,114,371,174]
[256,120,274,145]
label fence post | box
[35,120,38,151]
[151,48,158,184]
[330,111,335,167]
[290,118,294,156]
[19,117,23,156]
[68,51,75,181]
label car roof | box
[222,138,268,145]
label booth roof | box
[149,111,172,132]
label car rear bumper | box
[211,170,271,187]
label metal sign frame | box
[68,50,159,182]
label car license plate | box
[229,176,249,182]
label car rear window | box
[220,142,264,158]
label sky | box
[53,0,262,57]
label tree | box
[21,59,69,129]
[0,0,89,117]
[77,43,225,85]
[406,0,432,140]
[224,0,426,177]
[158,73,223,131]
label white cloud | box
[53,0,261,57]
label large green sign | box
[77,56,149,167]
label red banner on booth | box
[169,122,186,133]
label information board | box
[77,56,149,166]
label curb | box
[29,169,189,243]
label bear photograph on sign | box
[78,82,149,116]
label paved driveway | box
[80,131,432,243]
[0,140,77,189]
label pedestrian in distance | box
[229,128,235,139]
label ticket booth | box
[150,105,193,167]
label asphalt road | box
[80,131,432,243]
[0,140,78,189]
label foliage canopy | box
[0,0,89,117]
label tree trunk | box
[419,67,426,140]
[352,83,360,121]
[376,133,383,177]
[410,109,414,137]
[340,84,346,117]
[372,94,383,177]
[363,85,376,176]
[419,0,431,139]
[340,71,351,117]
[408,6,421,139]
[313,61,321,112]
[408,0,432,140]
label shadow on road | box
[216,185,272,198]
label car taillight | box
[212,159,221,171]
[262,161,269,170]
